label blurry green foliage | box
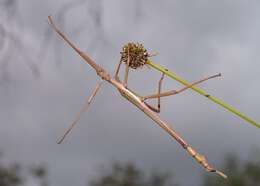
[89,161,178,186]
[1,149,260,186]
[203,152,260,186]
[0,162,22,186]
[30,165,48,186]
[0,153,48,186]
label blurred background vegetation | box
[1,149,260,186]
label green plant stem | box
[147,60,260,128]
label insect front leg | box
[143,73,165,113]
[123,45,131,88]
[142,73,221,100]
[115,59,123,82]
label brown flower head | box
[120,42,149,69]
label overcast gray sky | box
[1,0,260,186]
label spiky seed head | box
[120,42,149,69]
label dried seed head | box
[120,42,149,69]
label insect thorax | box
[120,42,149,69]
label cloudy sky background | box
[1,0,260,185]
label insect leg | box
[115,58,123,81]
[123,45,130,88]
[143,73,221,100]
[143,73,165,113]
[57,80,103,144]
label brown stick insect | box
[48,16,227,179]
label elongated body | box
[48,16,227,179]
[111,79,226,177]
[113,79,188,148]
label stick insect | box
[48,16,227,179]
